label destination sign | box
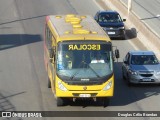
[68,44,100,50]
[58,42,111,51]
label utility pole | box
[128,0,132,15]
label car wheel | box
[126,78,132,86]
[122,69,125,80]
[126,74,132,86]
[121,35,125,40]
[127,79,132,86]
[123,74,125,80]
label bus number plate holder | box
[79,94,91,97]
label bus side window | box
[52,36,56,62]
[52,36,56,47]
[46,26,52,50]
[46,26,56,61]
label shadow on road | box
[64,62,160,107]
[0,92,24,120]
[141,16,160,21]
[125,28,137,39]
[68,99,107,108]
[0,34,42,51]
[110,27,137,40]
[110,62,160,106]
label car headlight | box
[156,71,160,75]
[128,69,138,75]
[58,81,67,91]
[103,81,112,91]
[119,27,125,30]
[102,27,106,31]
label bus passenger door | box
[48,47,56,92]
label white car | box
[122,51,160,85]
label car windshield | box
[131,55,159,65]
[56,41,113,81]
[99,13,122,23]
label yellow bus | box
[44,14,119,106]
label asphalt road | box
[0,0,160,120]
[120,0,160,38]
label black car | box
[94,10,126,39]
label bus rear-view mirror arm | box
[112,46,120,62]
[49,48,55,63]
[115,49,120,59]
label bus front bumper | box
[56,88,114,98]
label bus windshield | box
[56,41,113,83]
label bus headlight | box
[58,81,67,91]
[103,81,112,91]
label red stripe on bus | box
[46,16,50,22]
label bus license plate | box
[79,94,91,98]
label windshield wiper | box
[69,62,101,81]
[88,65,100,78]
[69,69,80,81]
[69,61,87,81]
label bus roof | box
[46,14,111,42]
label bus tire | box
[97,97,110,107]
[103,98,110,107]
[48,77,51,88]
[57,97,65,106]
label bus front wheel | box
[98,97,110,107]
[103,97,110,107]
[48,77,51,88]
[57,97,65,106]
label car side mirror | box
[95,19,98,22]
[124,60,129,65]
[124,61,127,64]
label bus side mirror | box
[115,49,120,58]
